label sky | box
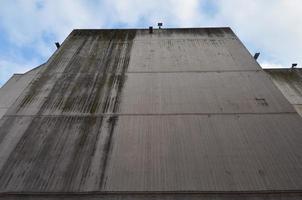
[0,0,301,86]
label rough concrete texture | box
[0,65,44,119]
[0,28,302,199]
[265,68,302,116]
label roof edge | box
[71,27,232,32]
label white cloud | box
[0,0,302,86]
[213,0,302,67]
[0,0,100,45]
[98,0,204,27]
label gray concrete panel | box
[0,109,6,119]
[128,34,258,72]
[294,105,302,116]
[0,67,42,119]
[265,69,302,117]
[265,69,302,105]
[119,71,295,114]
[1,114,302,193]
[0,116,113,192]
[104,114,302,191]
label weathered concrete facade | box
[0,65,44,119]
[265,68,302,116]
[0,28,302,199]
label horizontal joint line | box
[3,112,298,118]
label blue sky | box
[0,0,301,86]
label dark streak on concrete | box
[0,30,136,192]
[99,116,118,189]
[17,38,88,111]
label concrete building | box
[0,28,302,199]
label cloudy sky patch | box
[0,0,301,86]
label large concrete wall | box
[0,28,302,199]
